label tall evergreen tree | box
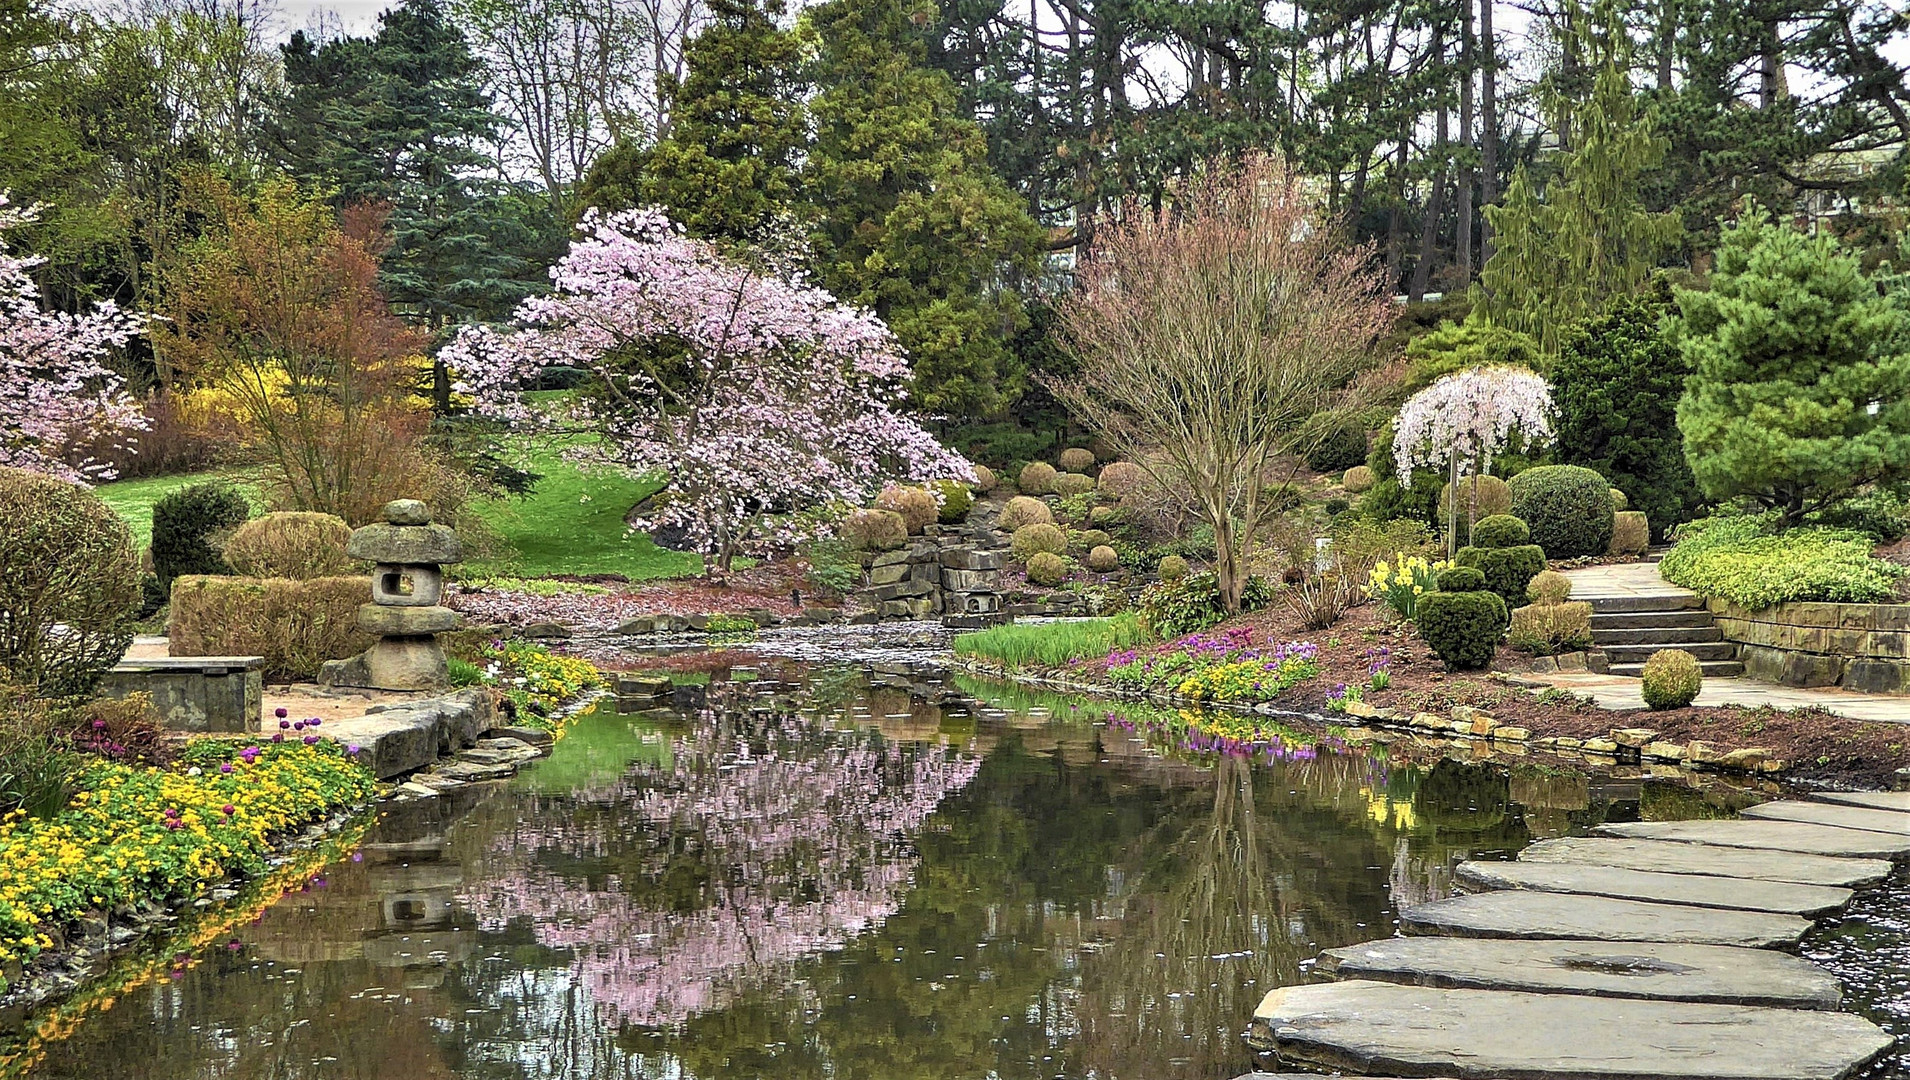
[802,0,1044,417]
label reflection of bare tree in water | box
[1074,753,1392,1080]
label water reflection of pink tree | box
[460,714,981,1029]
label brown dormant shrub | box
[1097,461,1145,496]
[1609,511,1650,556]
[223,512,354,579]
[1058,447,1096,472]
[998,496,1054,529]
[1087,545,1121,572]
[840,509,908,551]
[1010,523,1068,560]
[875,484,939,534]
[1051,472,1095,497]
[1018,461,1057,495]
[168,575,373,682]
[1054,153,1393,613]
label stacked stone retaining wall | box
[1707,599,1910,692]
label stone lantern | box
[319,499,462,691]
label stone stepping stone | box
[1741,799,1910,837]
[1814,790,1910,813]
[1456,860,1854,917]
[1520,837,1890,888]
[1595,819,1910,861]
[1251,980,1893,1080]
[1316,936,1844,1009]
[1400,891,1811,948]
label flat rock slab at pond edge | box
[1595,819,1910,861]
[1518,836,1892,888]
[1741,799,1910,836]
[1454,859,1856,917]
[1399,891,1812,948]
[1814,790,1910,813]
[1251,981,1894,1080]
[1315,937,1844,1009]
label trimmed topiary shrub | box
[1052,472,1096,497]
[168,575,374,683]
[1158,555,1189,582]
[0,469,141,696]
[929,480,973,524]
[1609,511,1650,556]
[1508,465,1616,557]
[875,484,939,534]
[840,509,908,551]
[1469,514,1530,548]
[1641,648,1702,709]
[1437,475,1513,536]
[1058,447,1096,472]
[222,512,353,579]
[1087,545,1121,572]
[1610,488,1629,512]
[1342,465,1376,493]
[1097,461,1145,496]
[1025,551,1068,586]
[1010,523,1068,560]
[1527,569,1573,604]
[151,481,250,591]
[1072,528,1112,553]
[998,495,1055,530]
[1416,571,1508,671]
[1507,601,1593,655]
[1457,545,1547,610]
[971,465,998,492]
[1018,461,1057,495]
[1306,423,1369,473]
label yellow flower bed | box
[0,740,375,973]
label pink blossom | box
[1394,364,1555,483]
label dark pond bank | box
[12,659,1901,1080]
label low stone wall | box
[1707,600,1910,692]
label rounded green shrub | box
[971,465,998,492]
[998,495,1054,529]
[1435,565,1487,592]
[222,512,353,579]
[929,479,973,524]
[151,481,250,590]
[1610,487,1629,512]
[1097,461,1145,496]
[1641,649,1703,709]
[1527,569,1574,604]
[1087,545,1121,572]
[1342,465,1376,494]
[1058,447,1096,472]
[1018,461,1057,495]
[840,509,908,551]
[1456,543,1548,609]
[1011,523,1068,560]
[0,469,141,696]
[1025,551,1069,586]
[1508,465,1616,557]
[1609,510,1650,556]
[1072,528,1112,552]
[1306,422,1369,473]
[1437,475,1513,534]
[1416,588,1509,670]
[875,484,939,534]
[1158,555,1189,582]
[1052,472,1096,497]
[1470,514,1530,548]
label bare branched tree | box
[1054,153,1394,612]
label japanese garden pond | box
[14,656,1910,1080]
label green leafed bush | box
[1470,514,1530,548]
[1137,571,1273,637]
[1434,565,1487,592]
[1306,422,1369,473]
[1416,587,1508,670]
[1157,555,1189,582]
[1010,523,1068,560]
[929,479,973,523]
[0,469,141,696]
[1456,543,1548,610]
[1024,551,1069,586]
[998,495,1054,529]
[1507,465,1616,557]
[1658,516,1906,608]
[1018,461,1057,495]
[1641,648,1702,709]
[151,481,250,590]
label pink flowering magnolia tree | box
[1394,364,1554,551]
[0,197,146,481]
[443,207,972,569]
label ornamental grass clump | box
[1025,551,1069,586]
[1414,565,1508,670]
[1342,465,1375,493]
[1455,513,1548,609]
[1609,511,1650,556]
[1641,648,1703,709]
[1010,522,1068,560]
[953,614,1149,668]
[1507,598,1594,656]
[1018,461,1057,495]
[839,508,907,551]
[998,495,1054,529]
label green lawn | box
[93,470,266,549]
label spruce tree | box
[576,0,807,247]
[801,0,1044,418]
[1475,64,1681,353]
[1671,206,1910,521]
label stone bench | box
[99,656,264,733]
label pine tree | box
[1475,64,1682,353]
[801,0,1044,417]
[575,0,808,246]
[1671,206,1910,521]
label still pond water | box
[16,660,1906,1079]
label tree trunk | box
[1213,511,1243,613]
[1457,0,1475,284]
[1480,0,1499,264]
[1409,103,1449,303]
[1656,0,1676,90]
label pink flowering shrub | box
[443,208,972,568]
[0,197,146,481]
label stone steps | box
[1608,659,1746,677]
[1590,609,1718,630]
[1590,625,1724,646]
[1587,593,1703,613]
[1601,640,1739,663]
